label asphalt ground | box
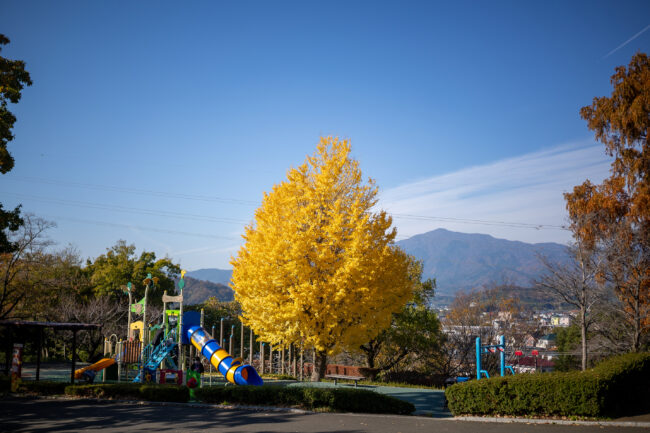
[1,397,648,433]
[285,381,450,417]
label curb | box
[454,415,650,428]
[25,394,312,414]
[11,395,650,427]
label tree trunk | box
[581,305,587,371]
[311,350,327,382]
[633,284,641,352]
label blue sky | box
[1,1,649,270]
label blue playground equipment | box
[186,325,263,386]
[132,272,262,386]
[475,335,515,379]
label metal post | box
[249,329,253,365]
[220,318,224,347]
[288,345,292,375]
[476,337,481,380]
[140,283,149,380]
[229,325,234,355]
[499,335,505,377]
[300,346,303,381]
[117,340,122,382]
[127,287,133,340]
[70,330,77,384]
[36,327,43,381]
[260,342,265,375]
[240,323,244,359]
[179,289,184,383]
[210,325,215,385]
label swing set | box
[475,335,516,379]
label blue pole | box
[499,335,505,377]
[476,337,481,380]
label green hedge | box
[445,352,650,418]
[64,383,189,403]
[194,385,415,415]
[0,377,68,395]
[22,381,69,395]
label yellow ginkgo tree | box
[231,137,416,380]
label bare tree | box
[0,214,54,320]
[58,293,127,361]
[536,242,605,370]
[599,225,650,352]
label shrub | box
[21,381,68,395]
[445,352,650,418]
[261,374,297,380]
[194,385,414,414]
[0,375,9,392]
[65,383,189,403]
[140,385,189,402]
[0,377,68,395]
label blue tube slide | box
[187,325,263,386]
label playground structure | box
[91,271,262,386]
[475,335,515,379]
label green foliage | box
[261,374,297,380]
[194,385,415,414]
[445,352,650,418]
[64,383,189,402]
[21,381,69,395]
[554,324,581,371]
[0,34,31,253]
[359,262,442,374]
[139,384,190,402]
[0,203,22,254]
[186,298,241,325]
[87,240,180,301]
[0,34,32,174]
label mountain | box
[186,229,570,299]
[181,276,234,305]
[186,268,233,285]
[396,228,569,295]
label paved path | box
[285,381,450,417]
[1,397,647,433]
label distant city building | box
[537,334,557,349]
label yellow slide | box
[74,358,116,379]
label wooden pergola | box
[0,320,102,384]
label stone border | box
[454,415,650,428]
[11,395,650,428]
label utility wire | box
[392,213,567,231]
[6,175,259,206]
[6,176,567,231]
[2,191,250,225]
[41,214,238,240]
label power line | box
[2,191,250,225]
[6,175,259,206]
[6,176,568,232]
[42,214,238,240]
[392,213,568,231]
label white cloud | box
[379,141,611,244]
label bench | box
[325,374,365,388]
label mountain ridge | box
[185,228,570,301]
[396,228,569,294]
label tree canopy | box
[231,137,416,380]
[565,52,649,352]
[0,34,32,253]
[87,240,181,302]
